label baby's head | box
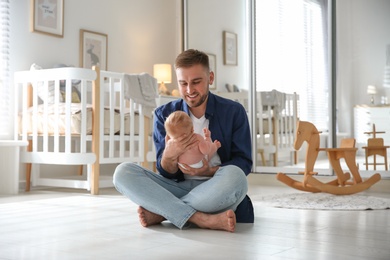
[165,111,193,139]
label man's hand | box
[178,158,219,177]
[161,133,199,173]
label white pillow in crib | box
[30,63,63,104]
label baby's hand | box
[203,128,211,138]
[214,140,221,148]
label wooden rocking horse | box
[276,120,381,195]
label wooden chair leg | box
[273,152,278,166]
[25,163,31,192]
[258,149,266,166]
[365,154,368,170]
[78,165,83,175]
[25,140,32,192]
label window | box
[0,0,10,139]
[255,0,329,131]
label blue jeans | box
[113,163,248,229]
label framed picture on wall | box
[79,29,108,70]
[31,0,64,37]
[223,31,238,65]
[207,53,217,89]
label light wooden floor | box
[0,174,389,260]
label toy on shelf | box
[276,120,381,195]
[362,124,389,170]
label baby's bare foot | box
[137,207,165,227]
[189,209,236,232]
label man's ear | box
[209,71,214,85]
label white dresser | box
[354,105,390,148]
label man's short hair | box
[175,49,210,71]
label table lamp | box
[367,85,377,105]
[153,64,171,95]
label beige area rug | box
[252,193,390,210]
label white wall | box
[186,0,247,92]
[336,0,390,134]
[10,0,182,88]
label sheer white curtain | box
[255,0,329,131]
[0,0,10,139]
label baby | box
[164,111,221,169]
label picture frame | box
[223,31,238,65]
[79,29,108,70]
[31,0,64,37]
[207,53,217,89]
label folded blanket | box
[138,73,158,107]
[123,73,157,108]
[261,89,286,111]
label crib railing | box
[15,67,98,164]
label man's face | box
[176,64,214,108]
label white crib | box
[257,90,299,166]
[14,66,156,194]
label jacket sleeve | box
[211,101,252,175]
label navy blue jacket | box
[153,92,254,223]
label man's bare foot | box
[137,207,165,227]
[188,209,236,232]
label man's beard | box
[186,91,208,108]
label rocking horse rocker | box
[276,120,381,195]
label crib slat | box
[138,104,145,162]
[21,83,28,143]
[32,83,38,153]
[129,99,135,159]
[80,79,87,153]
[98,76,105,161]
[42,80,49,153]
[64,80,72,153]
[109,78,115,158]
[91,66,101,195]
[119,80,125,158]
[54,80,60,152]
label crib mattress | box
[19,103,144,136]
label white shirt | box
[184,112,221,180]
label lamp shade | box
[153,64,172,84]
[367,85,377,95]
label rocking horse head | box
[294,120,321,150]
